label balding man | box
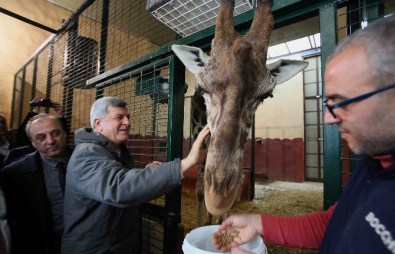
[0,113,71,254]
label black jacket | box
[0,151,65,254]
[320,147,395,253]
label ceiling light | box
[146,0,253,37]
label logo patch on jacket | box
[365,212,395,253]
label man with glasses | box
[213,15,395,254]
[0,113,71,254]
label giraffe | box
[191,92,240,226]
[173,0,308,220]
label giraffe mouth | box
[205,190,239,216]
[204,172,244,216]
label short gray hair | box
[328,15,395,86]
[90,97,127,129]
[25,113,64,139]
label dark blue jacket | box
[320,148,395,253]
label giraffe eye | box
[196,86,209,95]
[257,91,273,102]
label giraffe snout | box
[204,169,243,216]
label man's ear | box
[267,59,309,85]
[171,44,210,75]
[93,119,101,131]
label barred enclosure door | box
[303,55,323,182]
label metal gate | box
[304,55,324,182]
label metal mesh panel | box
[337,0,390,40]
[103,0,177,70]
[36,47,51,99]
[100,66,170,166]
[11,72,24,130]
[91,63,171,252]
[9,0,177,131]
[23,63,34,117]
[69,0,178,73]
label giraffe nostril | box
[203,135,211,149]
[205,170,212,186]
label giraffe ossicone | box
[173,0,308,217]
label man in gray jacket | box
[62,96,210,254]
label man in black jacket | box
[0,113,71,254]
[5,97,68,167]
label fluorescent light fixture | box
[268,33,321,59]
[268,43,289,58]
[287,37,311,53]
[146,0,253,37]
[312,33,321,47]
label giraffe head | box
[173,0,308,216]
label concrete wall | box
[255,55,305,140]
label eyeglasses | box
[324,82,395,119]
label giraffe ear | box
[172,45,210,75]
[267,59,309,85]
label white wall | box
[255,55,305,139]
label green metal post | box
[99,0,109,74]
[18,68,26,126]
[10,72,19,129]
[320,3,342,210]
[31,57,38,101]
[163,56,185,254]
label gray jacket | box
[61,128,182,254]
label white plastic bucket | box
[182,225,267,254]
